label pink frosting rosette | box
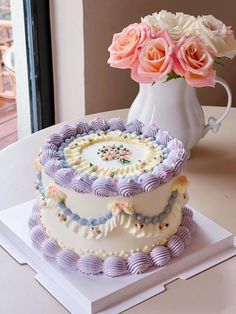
[108,23,152,69]
[173,36,216,87]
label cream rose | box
[141,12,160,33]
[195,15,236,58]
[142,10,196,42]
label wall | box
[50,0,85,123]
[83,0,236,115]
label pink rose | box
[108,23,151,69]
[173,36,216,87]
[131,30,174,84]
[47,185,59,197]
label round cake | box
[29,117,196,276]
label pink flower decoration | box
[111,201,134,216]
[161,171,167,177]
[47,185,59,197]
[108,23,152,69]
[46,185,66,202]
[131,30,174,84]
[173,36,216,87]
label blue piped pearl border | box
[35,172,178,227]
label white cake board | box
[0,200,235,314]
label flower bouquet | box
[108,10,236,87]
[107,11,234,154]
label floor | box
[0,97,17,150]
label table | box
[0,107,236,314]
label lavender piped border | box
[28,203,196,277]
[39,117,187,197]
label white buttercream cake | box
[29,117,196,277]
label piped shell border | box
[28,203,196,277]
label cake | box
[29,117,196,276]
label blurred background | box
[0,0,16,149]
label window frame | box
[23,0,54,132]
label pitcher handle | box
[202,76,232,138]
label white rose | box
[141,12,160,33]
[195,15,236,58]
[142,10,196,42]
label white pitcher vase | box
[127,77,232,157]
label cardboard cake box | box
[0,200,235,314]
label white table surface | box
[0,107,236,314]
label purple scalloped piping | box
[54,168,76,187]
[90,117,109,131]
[41,143,58,152]
[46,133,63,147]
[103,256,128,277]
[41,238,61,258]
[127,252,153,274]
[118,179,142,197]
[92,178,117,197]
[77,254,103,275]
[32,203,40,213]
[142,124,159,138]
[181,216,196,235]
[28,203,195,277]
[167,235,185,257]
[108,117,125,131]
[153,164,173,184]
[167,138,184,150]
[39,150,60,165]
[176,226,191,247]
[164,148,187,175]
[28,213,41,230]
[57,124,77,140]
[150,246,171,267]
[56,249,79,270]
[75,121,90,134]
[72,174,94,193]
[155,130,172,146]
[138,173,161,192]
[181,206,193,219]
[30,225,48,246]
[44,159,64,177]
[125,120,143,133]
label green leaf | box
[110,171,116,178]
[121,159,131,164]
[165,75,173,82]
[164,70,181,83]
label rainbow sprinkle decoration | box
[97,144,132,164]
